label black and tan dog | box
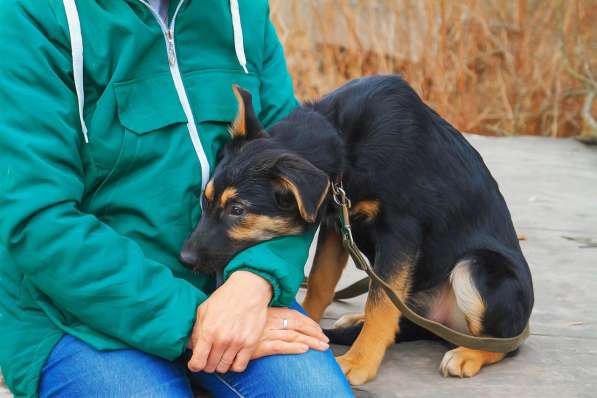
[180,76,534,385]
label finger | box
[294,322,328,342]
[252,340,309,359]
[292,310,324,329]
[231,347,253,373]
[285,314,328,342]
[215,346,239,374]
[266,329,329,351]
[204,342,228,373]
[296,314,330,341]
[272,309,329,342]
[188,336,212,372]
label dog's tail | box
[324,318,444,346]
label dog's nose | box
[179,248,198,267]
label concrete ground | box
[1,135,596,397]
[297,135,597,398]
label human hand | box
[187,270,271,373]
[251,307,330,360]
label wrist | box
[229,270,273,304]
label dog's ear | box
[230,85,268,140]
[273,154,330,223]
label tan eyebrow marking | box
[219,187,238,208]
[204,180,215,202]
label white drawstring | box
[62,0,89,143]
[230,0,248,74]
[62,0,248,146]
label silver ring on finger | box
[282,318,288,330]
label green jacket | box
[0,1,313,396]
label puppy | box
[180,76,534,385]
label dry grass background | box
[270,0,597,138]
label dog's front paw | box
[336,352,380,385]
[440,347,504,378]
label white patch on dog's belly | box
[411,283,469,334]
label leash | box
[333,276,370,300]
[330,182,530,353]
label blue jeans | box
[39,303,353,397]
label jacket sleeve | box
[223,5,315,307]
[0,2,205,360]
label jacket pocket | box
[114,73,188,135]
[86,74,190,217]
[185,69,262,123]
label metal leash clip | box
[331,182,368,271]
[331,182,351,209]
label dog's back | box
[311,76,531,294]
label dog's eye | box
[229,204,245,216]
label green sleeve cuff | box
[223,230,316,306]
[227,266,283,306]
[175,286,208,359]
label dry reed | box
[270,0,597,137]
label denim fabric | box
[39,335,192,397]
[39,303,353,398]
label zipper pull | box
[167,30,176,65]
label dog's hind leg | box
[440,346,505,378]
[439,253,532,377]
[439,260,503,377]
[302,227,348,322]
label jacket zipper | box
[138,0,211,193]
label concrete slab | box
[298,135,597,397]
[1,135,596,397]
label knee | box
[40,336,192,398]
[275,350,354,397]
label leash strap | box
[333,276,370,300]
[331,182,530,353]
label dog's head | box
[179,86,330,274]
